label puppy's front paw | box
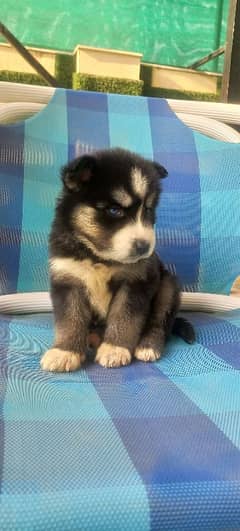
[96,342,131,368]
[134,346,161,362]
[40,348,84,372]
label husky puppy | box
[41,148,195,372]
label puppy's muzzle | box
[132,239,150,257]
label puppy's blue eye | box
[106,206,124,218]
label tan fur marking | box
[41,348,83,372]
[112,188,133,208]
[134,346,161,362]
[73,205,116,260]
[73,205,100,238]
[50,257,114,317]
[131,167,148,198]
[96,342,131,368]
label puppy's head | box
[61,148,167,264]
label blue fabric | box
[1,88,240,529]
[1,89,240,295]
[1,310,240,529]
[0,125,25,293]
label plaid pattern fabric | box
[1,89,240,295]
[1,89,240,529]
[1,310,240,530]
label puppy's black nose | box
[134,239,150,256]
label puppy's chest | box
[51,257,114,317]
[81,261,113,317]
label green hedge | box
[0,67,219,102]
[143,86,220,102]
[55,54,74,88]
[0,70,48,86]
[73,73,143,96]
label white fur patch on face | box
[131,167,148,199]
[69,196,155,264]
[50,257,114,317]
[112,188,133,208]
[110,211,155,263]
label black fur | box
[41,148,195,372]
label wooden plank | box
[221,0,240,102]
[0,21,58,87]
[188,46,225,70]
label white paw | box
[96,342,131,368]
[134,346,161,362]
[40,348,84,372]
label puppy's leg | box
[96,285,150,368]
[41,283,91,372]
[135,270,180,362]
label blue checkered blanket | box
[1,310,240,530]
[1,89,240,295]
[1,89,240,529]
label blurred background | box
[0,1,236,101]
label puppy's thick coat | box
[41,148,195,371]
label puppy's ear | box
[61,155,97,191]
[153,162,168,179]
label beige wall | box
[75,46,142,80]
[0,42,142,81]
[0,43,59,75]
[149,64,220,95]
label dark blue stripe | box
[148,98,201,290]
[0,316,10,494]
[66,90,110,161]
[191,312,240,369]
[209,342,240,370]
[147,482,240,530]
[0,124,25,293]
